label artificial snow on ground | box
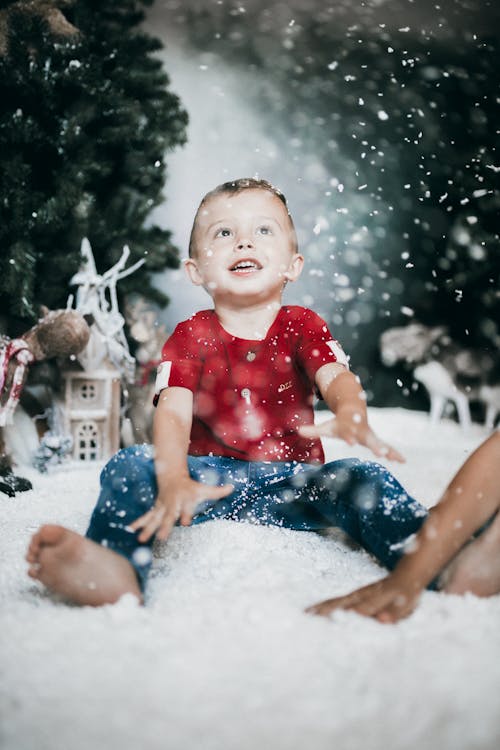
[1,407,499,750]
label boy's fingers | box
[297,424,319,438]
[129,512,157,534]
[132,484,234,541]
[137,520,158,543]
[137,507,168,542]
[300,423,405,465]
[128,512,149,531]
[365,432,405,463]
[179,510,193,527]
[388,448,405,463]
[298,422,338,439]
[176,484,234,527]
[130,506,166,531]
[157,512,177,540]
[379,444,405,463]
[204,483,234,500]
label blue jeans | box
[86,446,429,592]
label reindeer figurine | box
[380,322,497,430]
[69,237,144,381]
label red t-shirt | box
[154,306,348,464]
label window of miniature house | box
[78,380,98,403]
[76,420,100,461]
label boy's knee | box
[325,459,401,512]
[101,444,152,475]
[354,460,390,479]
[349,461,417,516]
[321,457,375,488]
[100,444,155,492]
[115,444,154,464]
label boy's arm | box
[298,363,404,462]
[129,387,233,542]
[307,432,500,622]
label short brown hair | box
[188,178,297,257]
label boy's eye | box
[215,228,232,238]
[257,225,272,235]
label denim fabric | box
[86,446,428,591]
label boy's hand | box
[129,476,233,543]
[298,409,405,463]
[305,573,423,624]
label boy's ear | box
[184,258,204,286]
[283,253,304,283]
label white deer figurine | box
[69,238,144,382]
[380,323,498,430]
[413,361,472,430]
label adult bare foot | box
[26,525,142,606]
[441,512,500,598]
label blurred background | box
[1,0,499,414]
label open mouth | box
[229,259,262,274]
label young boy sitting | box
[26,177,490,609]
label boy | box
[307,430,500,623]
[25,178,460,607]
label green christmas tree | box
[0,0,188,331]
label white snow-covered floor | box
[1,408,500,750]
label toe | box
[38,524,67,544]
[28,563,41,579]
[26,524,69,564]
[26,535,42,562]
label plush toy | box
[0,307,90,495]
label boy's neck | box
[214,299,283,340]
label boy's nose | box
[236,238,254,250]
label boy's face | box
[185,189,303,306]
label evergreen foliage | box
[0,0,188,330]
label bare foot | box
[441,512,500,597]
[26,525,142,606]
